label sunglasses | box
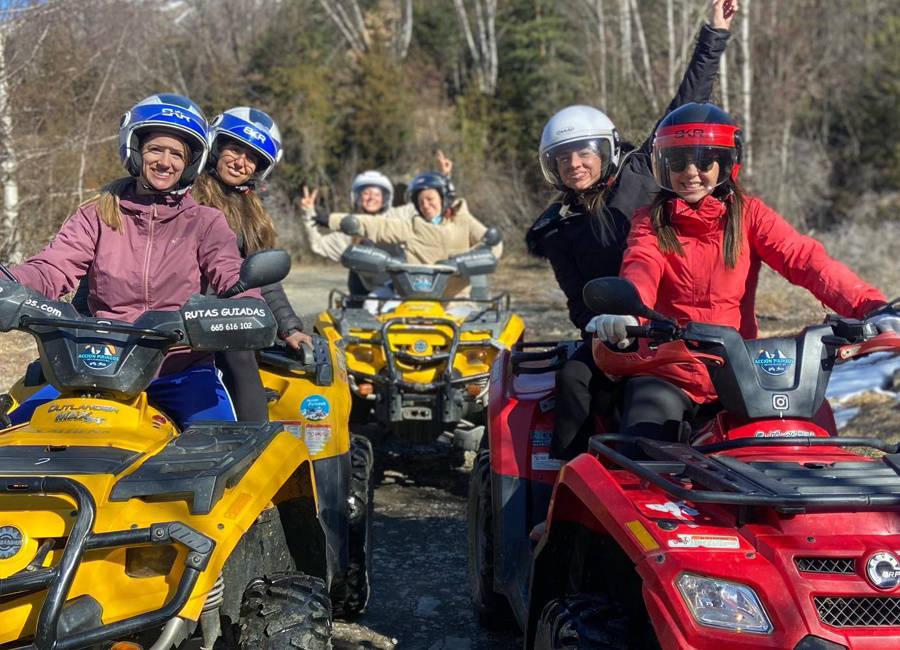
[667,151,719,173]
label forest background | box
[0,0,897,293]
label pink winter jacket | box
[11,186,260,373]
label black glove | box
[312,211,329,228]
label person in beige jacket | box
[315,171,502,300]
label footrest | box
[110,421,283,514]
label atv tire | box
[238,572,332,649]
[467,449,512,627]
[533,595,630,649]
[331,434,374,618]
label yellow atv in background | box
[316,220,524,461]
[257,335,374,618]
[0,251,333,649]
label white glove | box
[585,314,639,349]
[867,312,900,335]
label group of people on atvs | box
[1,0,899,647]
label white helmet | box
[538,105,620,190]
[350,170,393,213]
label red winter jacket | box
[619,194,886,403]
[11,185,260,374]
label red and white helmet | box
[652,103,742,192]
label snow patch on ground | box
[827,352,900,428]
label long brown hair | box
[191,172,276,253]
[648,178,745,268]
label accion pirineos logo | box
[77,343,120,370]
[753,348,794,376]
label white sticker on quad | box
[668,534,740,549]
[305,424,332,455]
[531,452,562,471]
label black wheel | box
[533,595,630,650]
[467,449,512,627]
[238,572,332,649]
[331,434,374,618]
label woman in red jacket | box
[590,102,900,445]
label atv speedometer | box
[676,572,772,634]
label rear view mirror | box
[340,215,362,236]
[481,227,502,247]
[218,249,291,298]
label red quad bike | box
[470,276,900,649]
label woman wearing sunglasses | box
[531,0,740,461]
[589,102,900,448]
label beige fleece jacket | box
[326,199,502,298]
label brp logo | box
[866,551,900,590]
[772,394,789,411]
[0,525,23,559]
[413,340,428,353]
[242,125,266,143]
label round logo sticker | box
[866,551,900,590]
[413,339,428,353]
[77,343,120,370]
[300,395,330,421]
[753,349,794,376]
[0,525,23,560]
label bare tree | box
[628,0,658,114]
[318,0,413,59]
[618,0,633,79]
[739,0,752,178]
[452,0,498,96]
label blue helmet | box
[119,93,208,191]
[405,172,455,218]
[207,106,283,185]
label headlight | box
[676,572,772,634]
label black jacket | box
[525,24,731,335]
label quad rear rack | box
[589,434,900,513]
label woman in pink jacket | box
[590,102,900,446]
[9,93,255,428]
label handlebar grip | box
[625,325,650,338]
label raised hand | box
[709,0,739,31]
[299,185,318,212]
[436,149,453,178]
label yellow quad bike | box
[256,335,373,618]
[316,222,524,459]
[0,251,333,649]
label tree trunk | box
[740,0,752,178]
[619,0,633,79]
[628,0,658,114]
[0,23,21,263]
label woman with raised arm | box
[591,102,899,448]
[533,0,740,460]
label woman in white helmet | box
[528,0,740,461]
[301,151,451,297]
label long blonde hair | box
[80,177,134,231]
[648,179,745,268]
[191,172,276,253]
